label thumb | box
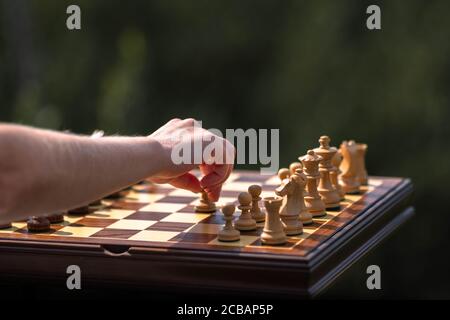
[168,173,202,193]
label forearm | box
[0,124,165,222]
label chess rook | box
[314,136,341,210]
[300,150,326,217]
[235,192,257,231]
[261,196,287,245]
[218,203,240,242]
[339,141,361,194]
[248,185,265,222]
[356,142,368,185]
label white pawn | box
[235,192,257,231]
[248,185,265,222]
[218,203,240,242]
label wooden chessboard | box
[0,170,414,298]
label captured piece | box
[45,213,64,224]
[68,205,90,215]
[0,222,12,229]
[89,199,103,207]
[218,203,240,242]
[105,187,131,199]
[300,150,326,217]
[235,192,257,231]
[27,216,51,232]
[194,190,217,213]
[261,196,286,245]
[314,136,341,210]
[248,185,265,222]
[339,140,361,194]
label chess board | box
[0,170,414,297]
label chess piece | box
[314,136,341,210]
[45,213,64,224]
[331,149,345,201]
[300,150,326,217]
[261,196,286,245]
[89,199,103,207]
[235,192,257,231]
[289,162,302,175]
[278,168,290,181]
[295,168,313,225]
[68,205,90,215]
[275,171,304,235]
[355,142,368,185]
[195,190,217,213]
[339,140,361,194]
[0,222,12,229]
[27,216,51,232]
[218,203,240,242]
[248,185,265,222]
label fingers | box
[200,163,233,201]
[167,173,202,193]
[205,184,222,202]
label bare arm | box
[0,124,165,222]
[0,119,234,223]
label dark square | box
[170,232,217,243]
[177,205,197,213]
[147,221,194,232]
[125,211,171,221]
[219,190,241,198]
[70,218,117,228]
[197,214,224,224]
[108,201,149,211]
[234,175,269,183]
[91,229,140,239]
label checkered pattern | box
[0,171,400,256]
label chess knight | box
[275,169,308,235]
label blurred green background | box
[1,0,449,298]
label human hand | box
[148,118,235,201]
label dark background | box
[1,0,449,299]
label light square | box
[222,182,252,192]
[54,226,102,237]
[106,219,157,230]
[162,213,210,223]
[209,235,258,247]
[139,202,187,213]
[126,192,166,203]
[168,188,198,197]
[129,230,179,242]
